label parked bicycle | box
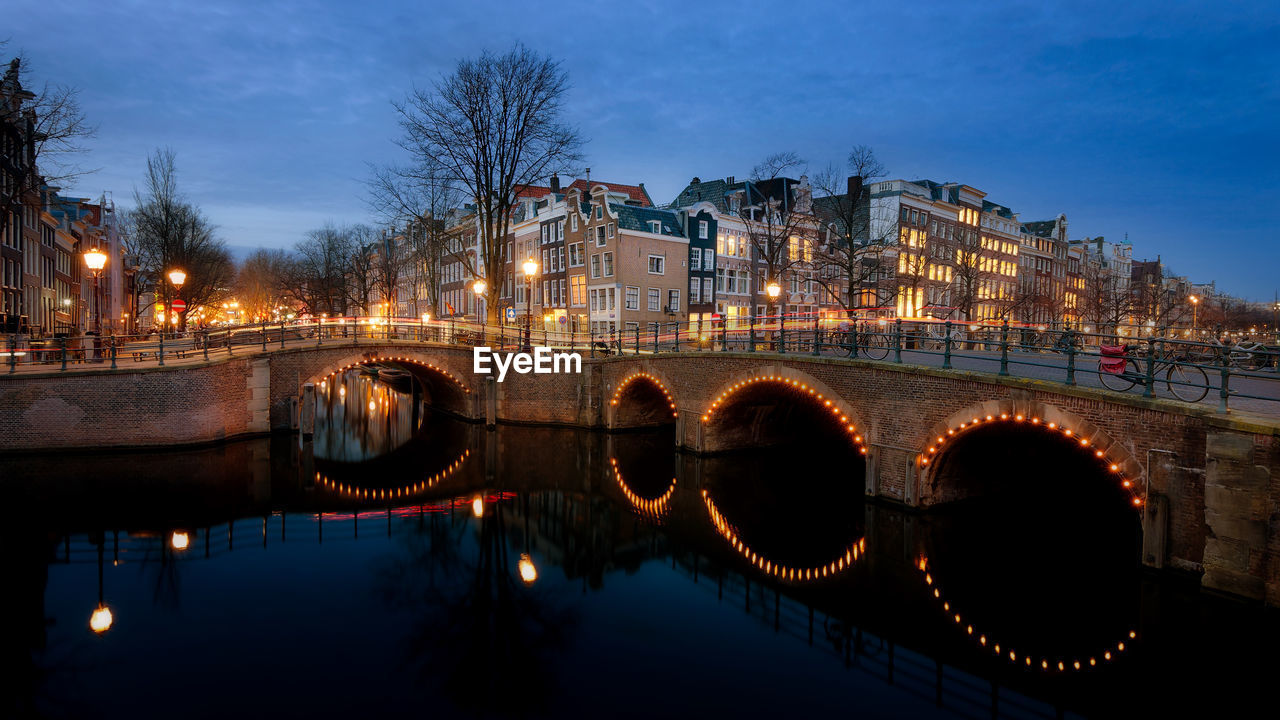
[1097,344,1209,402]
[832,327,890,360]
[1192,337,1273,371]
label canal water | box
[2,368,1275,719]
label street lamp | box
[167,269,186,334]
[522,258,538,351]
[473,278,487,340]
[83,247,107,335]
[1189,294,1199,336]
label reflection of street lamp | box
[472,496,485,518]
[170,531,190,551]
[521,259,538,352]
[89,539,113,634]
[518,553,538,584]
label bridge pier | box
[299,382,315,437]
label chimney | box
[726,175,735,184]
[550,173,560,193]
[585,167,591,185]
[848,175,863,199]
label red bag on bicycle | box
[1100,345,1128,374]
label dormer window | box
[649,220,661,234]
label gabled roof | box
[672,177,743,213]
[1021,220,1058,238]
[612,204,685,238]
[567,179,652,206]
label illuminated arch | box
[316,448,470,502]
[607,370,679,426]
[918,402,1144,508]
[609,457,676,520]
[702,489,864,583]
[699,369,868,454]
[307,354,472,395]
[916,556,1136,672]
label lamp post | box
[473,278,487,342]
[167,269,186,334]
[1189,294,1199,337]
[83,247,107,336]
[522,258,538,352]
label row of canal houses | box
[431,169,1119,337]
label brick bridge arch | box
[916,399,1145,508]
[695,364,870,455]
[605,365,680,429]
[268,343,484,427]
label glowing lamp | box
[473,279,487,296]
[518,553,538,584]
[167,269,187,288]
[83,247,108,272]
[90,605,114,634]
[522,258,538,276]
[766,281,781,299]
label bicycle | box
[833,327,890,360]
[1097,344,1209,402]
[1197,337,1272,371]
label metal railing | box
[4,315,1278,414]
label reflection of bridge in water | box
[19,428,1143,720]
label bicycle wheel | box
[1097,359,1139,392]
[861,333,890,360]
[1166,362,1209,402]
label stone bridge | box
[1,340,1277,604]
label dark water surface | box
[2,369,1276,719]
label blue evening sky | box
[10,0,1279,299]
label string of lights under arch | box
[609,457,676,520]
[918,410,1144,508]
[608,371,679,419]
[702,489,865,583]
[917,555,1136,672]
[699,374,868,455]
[311,355,472,395]
[316,448,470,501]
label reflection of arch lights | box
[609,457,676,519]
[700,376,866,454]
[316,356,471,394]
[610,372,678,418]
[317,449,471,501]
[918,412,1142,507]
[702,489,864,583]
[917,556,1136,672]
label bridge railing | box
[5,315,1278,414]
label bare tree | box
[741,152,818,316]
[1080,262,1134,336]
[125,148,233,330]
[811,146,896,316]
[366,160,461,316]
[0,55,98,238]
[235,248,297,322]
[392,44,584,325]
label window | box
[607,287,615,310]
[668,289,680,312]
[595,206,603,220]
[690,277,701,303]
[607,223,615,238]
[591,254,600,278]
[571,276,586,305]
[648,288,660,311]
[625,286,639,310]
[571,214,578,231]
[702,277,713,302]
[569,243,583,267]
[589,289,598,311]
[603,252,614,277]
[647,255,665,275]
[691,247,702,269]
[704,249,715,270]
[596,226,606,246]
[699,220,709,239]
[716,268,725,292]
